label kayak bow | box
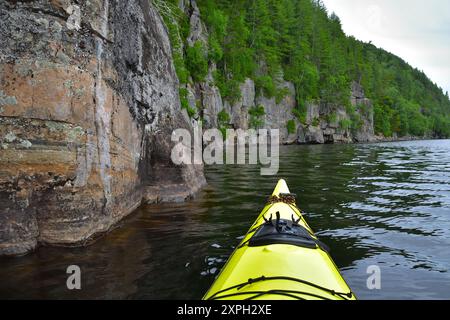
[203,179,355,300]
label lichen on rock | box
[0,0,205,256]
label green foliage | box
[339,118,352,131]
[357,103,369,117]
[173,52,189,84]
[345,103,356,115]
[186,41,209,82]
[344,103,364,133]
[218,109,230,124]
[374,104,393,137]
[312,117,320,127]
[218,109,231,137]
[248,105,266,129]
[155,0,190,84]
[255,75,276,98]
[249,105,266,117]
[179,88,189,108]
[326,112,337,124]
[201,2,228,40]
[189,0,450,137]
[287,119,296,134]
[351,113,364,132]
[432,115,450,138]
[292,106,307,125]
[275,87,290,104]
[179,88,196,117]
[213,71,241,103]
[408,109,428,136]
[203,6,227,63]
[208,35,223,62]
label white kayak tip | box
[272,179,290,196]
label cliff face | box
[0,0,376,256]
[182,0,375,145]
[297,82,375,144]
[0,0,205,256]
[221,78,374,145]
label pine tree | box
[191,0,450,137]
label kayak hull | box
[203,179,355,300]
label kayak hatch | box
[203,179,356,300]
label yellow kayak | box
[203,179,355,300]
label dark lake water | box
[1,140,450,299]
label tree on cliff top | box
[189,0,450,137]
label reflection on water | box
[1,140,450,299]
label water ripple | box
[1,140,450,299]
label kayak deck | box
[203,179,355,300]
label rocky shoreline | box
[0,0,427,257]
[0,0,205,256]
[179,1,375,146]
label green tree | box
[249,105,266,129]
[186,41,209,82]
[188,0,450,138]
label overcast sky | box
[321,0,450,95]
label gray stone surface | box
[200,64,224,129]
[256,81,297,144]
[225,78,256,130]
[351,83,375,142]
[304,125,325,144]
[0,0,205,256]
[183,1,224,129]
[185,0,208,46]
[298,82,374,144]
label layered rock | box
[257,82,298,144]
[184,0,208,47]
[351,82,375,142]
[178,1,375,146]
[182,0,224,129]
[221,79,298,144]
[199,65,223,129]
[0,0,205,256]
[180,1,298,145]
[298,102,352,144]
[298,125,325,144]
[224,78,256,131]
[297,82,374,144]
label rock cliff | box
[297,82,375,144]
[182,0,375,145]
[0,0,377,256]
[0,0,205,256]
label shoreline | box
[2,137,448,257]
[286,136,447,146]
